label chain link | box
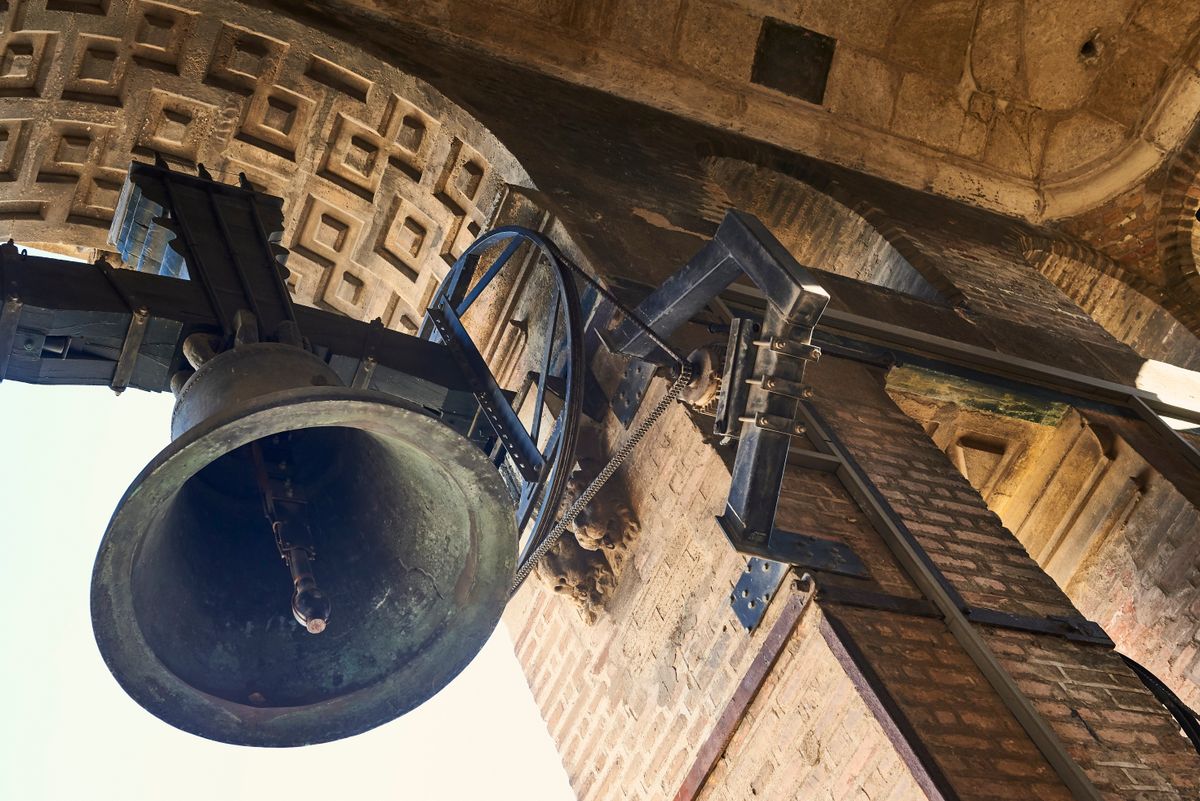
[510,360,693,594]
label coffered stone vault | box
[304,0,1200,222]
[0,0,529,333]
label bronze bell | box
[90,340,517,746]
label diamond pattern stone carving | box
[0,0,522,331]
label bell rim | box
[91,385,517,747]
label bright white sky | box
[0,276,573,801]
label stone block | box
[608,0,682,61]
[890,72,965,151]
[888,0,976,83]
[970,0,1024,97]
[1086,30,1170,129]
[983,103,1049,180]
[1042,111,1127,180]
[1022,0,1129,111]
[677,0,760,82]
[823,46,899,129]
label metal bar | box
[717,516,870,579]
[819,307,1200,426]
[154,171,233,337]
[443,252,481,312]
[964,607,1113,647]
[1128,395,1200,471]
[816,585,940,618]
[530,292,560,442]
[604,237,741,361]
[1120,654,1200,756]
[427,302,544,482]
[0,296,22,382]
[719,306,822,543]
[204,190,264,329]
[798,400,1103,801]
[719,281,1200,427]
[110,307,149,394]
[242,191,298,326]
[820,610,959,801]
[1,250,474,394]
[456,237,523,315]
[673,589,812,801]
[786,446,842,472]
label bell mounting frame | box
[421,227,586,585]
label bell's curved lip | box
[90,385,517,747]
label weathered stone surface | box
[315,0,1200,222]
[0,0,526,334]
[983,102,1049,180]
[823,45,899,130]
[677,0,759,82]
[1088,27,1171,129]
[971,0,1025,98]
[888,0,976,84]
[1042,111,1128,179]
[1023,0,1132,111]
[891,72,966,151]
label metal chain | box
[508,242,695,593]
[510,360,693,594]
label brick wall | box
[504,394,770,801]
[696,604,927,801]
[505,350,1200,800]
[893,395,1200,711]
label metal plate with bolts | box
[612,359,656,427]
[766,528,870,579]
[731,557,790,629]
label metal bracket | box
[110,307,149,394]
[427,301,544,482]
[737,412,806,436]
[712,317,757,439]
[730,557,790,629]
[611,358,656,427]
[92,256,151,394]
[754,336,821,361]
[964,607,1114,647]
[351,318,385,389]
[0,295,23,383]
[752,375,814,400]
[717,514,870,580]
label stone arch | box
[1154,125,1200,336]
[0,0,534,334]
[1021,235,1200,368]
[702,155,960,304]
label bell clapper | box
[250,437,331,635]
[277,528,331,635]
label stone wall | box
[0,0,528,333]
[893,394,1200,711]
[505,343,1200,799]
[304,0,1200,221]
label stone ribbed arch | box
[0,0,531,332]
[1021,235,1200,368]
[1155,126,1200,336]
[703,155,959,304]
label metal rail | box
[423,227,586,585]
[797,400,1104,801]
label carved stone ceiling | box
[315,0,1200,222]
[0,0,528,332]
